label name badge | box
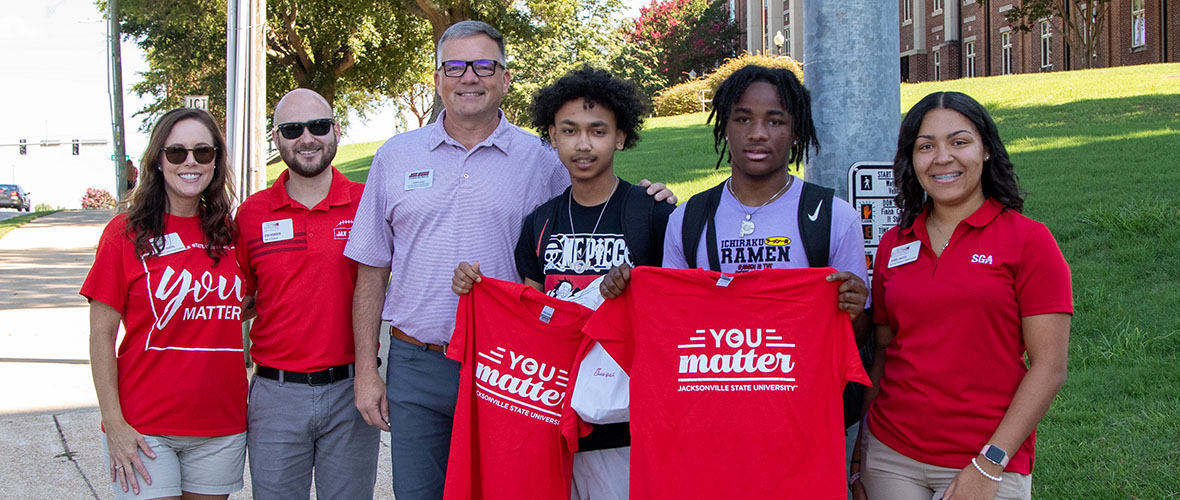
[405,170,434,190]
[887,240,921,268]
[151,232,186,256]
[262,218,294,243]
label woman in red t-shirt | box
[851,92,1072,500]
[82,108,247,499]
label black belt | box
[255,364,353,386]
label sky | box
[0,0,651,207]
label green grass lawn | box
[0,210,60,240]
[270,63,1180,498]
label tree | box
[394,72,437,128]
[501,0,628,123]
[110,0,432,128]
[1003,0,1112,69]
[623,0,741,87]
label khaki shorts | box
[102,432,246,499]
[860,427,1031,500]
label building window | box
[1001,31,1013,75]
[903,0,912,23]
[1131,0,1147,47]
[1040,21,1052,69]
[933,0,944,12]
[783,27,791,57]
[965,41,977,77]
[934,49,941,80]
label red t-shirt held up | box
[444,277,592,500]
[80,214,247,436]
[582,266,869,500]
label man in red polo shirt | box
[235,88,378,499]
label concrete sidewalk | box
[0,210,395,499]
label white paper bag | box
[570,342,630,424]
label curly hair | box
[126,108,236,263]
[529,65,648,150]
[893,91,1023,228]
[708,64,819,169]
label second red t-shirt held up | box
[581,266,868,500]
[443,277,592,500]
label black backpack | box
[679,179,872,429]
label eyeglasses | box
[161,145,218,164]
[439,59,502,78]
[275,118,335,140]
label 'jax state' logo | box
[333,219,353,240]
[675,327,799,392]
[474,346,570,425]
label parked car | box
[0,184,31,211]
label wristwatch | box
[980,444,1010,468]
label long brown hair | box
[126,108,236,263]
[892,92,1023,228]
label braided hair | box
[707,65,819,169]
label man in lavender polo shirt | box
[344,21,673,500]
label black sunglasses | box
[275,118,335,140]
[439,59,502,78]
[161,145,218,164]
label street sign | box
[111,155,131,161]
[184,95,210,111]
[847,161,898,283]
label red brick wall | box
[1169,0,1180,62]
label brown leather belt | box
[391,326,447,353]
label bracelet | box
[970,457,1003,482]
[848,471,861,486]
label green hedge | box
[652,53,805,117]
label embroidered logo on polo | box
[675,327,799,393]
[333,219,353,240]
[474,346,570,425]
[719,236,793,273]
[971,254,994,265]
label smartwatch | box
[980,444,1010,468]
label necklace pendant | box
[739,219,755,237]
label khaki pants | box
[860,427,1032,500]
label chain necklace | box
[728,176,793,237]
[567,176,619,272]
[929,218,953,251]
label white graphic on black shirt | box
[676,328,799,393]
[543,233,630,274]
[474,345,570,425]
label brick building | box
[731,0,1178,83]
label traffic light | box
[72,139,80,155]
[19,139,26,155]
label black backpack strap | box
[797,181,835,268]
[531,188,567,272]
[680,180,727,271]
[618,181,658,267]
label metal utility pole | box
[108,0,128,203]
[226,0,267,201]
[803,0,900,201]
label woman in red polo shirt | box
[850,92,1072,500]
[83,108,247,499]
